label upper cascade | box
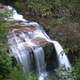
[7,6,26,21]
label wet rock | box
[31,38,49,46]
[10,23,36,32]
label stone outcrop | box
[0,3,8,13]
[31,38,48,46]
[10,22,36,32]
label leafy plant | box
[0,11,12,80]
[10,65,37,80]
[55,66,76,80]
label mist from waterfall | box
[7,6,71,80]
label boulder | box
[31,38,49,46]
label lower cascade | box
[6,6,71,80]
[32,47,48,80]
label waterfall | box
[32,47,48,80]
[6,5,71,80]
[49,40,71,69]
[8,32,31,73]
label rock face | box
[10,22,36,32]
[9,21,50,47]
[9,21,49,47]
[31,38,48,46]
[0,3,8,13]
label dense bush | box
[0,12,12,79]
[10,64,37,80]
[55,66,76,80]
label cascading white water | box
[7,6,26,21]
[8,32,31,73]
[49,40,71,69]
[6,6,48,79]
[32,47,48,80]
[6,5,71,80]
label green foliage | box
[54,61,80,80]
[55,66,76,80]
[44,44,53,60]
[26,0,69,17]
[22,0,79,21]
[10,65,37,80]
[73,59,80,80]
[0,47,12,79]
[10,66,26,80]
[64,48,70,54]
[27,0,52,17]
[0,12,12,79]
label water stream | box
[49,40,71,69]
[32,47,48,80]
